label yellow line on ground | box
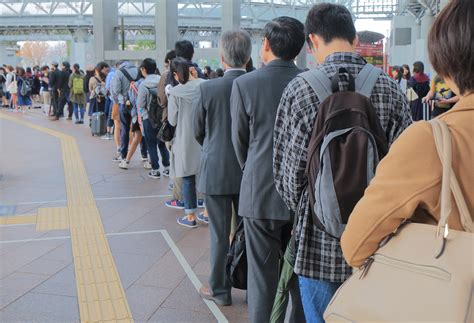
[0,112,134,322]
[0,215,37,225]
[36,207,69,231]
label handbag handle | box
[430,119,473,257]
[430,119,473,232]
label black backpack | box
[226,221,247,290]
[300,64,389,239]
[145,86,163,129]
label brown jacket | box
[341,94,474,267]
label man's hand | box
[422,95,431,103]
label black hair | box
[246,57,256,72]
[263,16,305,61]
[41,65,49,71]
[413,61,424,74]
[73,63,81,74]
[305,3,356,46]
[402,64,411,80]
[95,61,109,80]
[26,67,32,74]
[175,40,194,61]
[62,61,70,70]
[216,68,224,77]
[170,57,191,84]
[165,50,176,63]
[392,65,403,83]
[140,58,157,75]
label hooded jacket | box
[111,62,139,104]
[137,74,161,121]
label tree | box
[18,42,51,66]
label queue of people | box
[1,1,472,322]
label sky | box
[355,19,392,38]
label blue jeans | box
[73,103,85,120]
[119,104,131,158]
[104,97,114,127]
[182,175,197,214]
[142,118,170,170]
[298,276,342,323]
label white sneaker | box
[143,161,152,169]
[162,166,170,177]
[141,156,148,162]
[119,160,129,169]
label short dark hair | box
[413,61,424,74]
[428,0,474,95]
[305,3,356,46]
[170,57,191,84]
[165,50,176,63]
[263,16,305,61]
[216,68,224,77]
[140,58,157,75]
[175,40,194,61]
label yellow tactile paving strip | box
[0,113,134,322]
[0,215,37,225]
[36,207,69,231]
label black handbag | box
[226,220,247,290]
[157,119,175,142]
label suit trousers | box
[205,194,240,302]
[244,217,303,323]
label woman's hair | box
[95,61,109,80]
[216,68,224,77]
[26,67,32,74]
[392,65,403,82]
[412,61,424,74]
[402,64,411,80]
[73,63,81,74]
[170,57,191,84]
[428,0,473,95]
[16,67,25,76]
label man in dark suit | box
[230,17,306,322]
[193,30,252,306]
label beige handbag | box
[324,119,474,322]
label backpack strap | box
[299,69,333,103]
[355,64,382,98]
[120,67,135,83]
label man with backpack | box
[110,61,139,162]
[273,4,412,322]
[137,58,170,179]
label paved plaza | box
[0,109,248,322]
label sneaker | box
[74,120,81,124]
[112,155,123,163]
[162,167,170,177]
[101,133,112,140]
[66,117,72,120]
[165,199,185,210]
[198,199,205,208]
[118,160,129,169]
[168,182,174,191]
[148,169,161,179]
[177,216,198,228]
[141,156,148,162]
[196,212,209,224]
[143,161,152,169]
[79,119,84,124]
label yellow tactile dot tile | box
[36,207,69,231]
[0,214,37,225]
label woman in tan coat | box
[341,0,473,268]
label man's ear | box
[263,38,271,52]
[309,33,319,51]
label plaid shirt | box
[273,52,412,282]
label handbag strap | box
[430,119,473,233]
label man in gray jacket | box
[111,61,139,162]
[193,30,251,306]
[230,17,306,322]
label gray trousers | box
[244,217,305,323]
[205,194,240,302]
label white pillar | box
[156,0,178,71]
[93,0,118,63]
[222,0,241,33]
